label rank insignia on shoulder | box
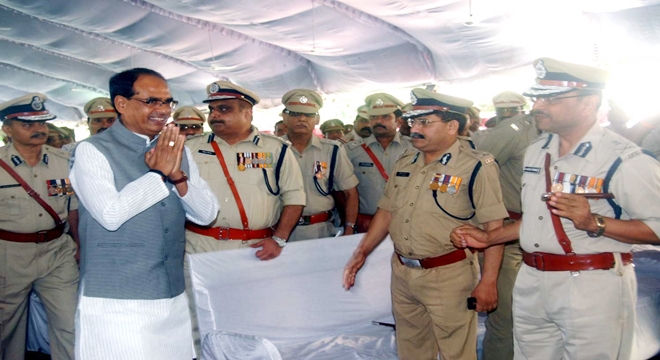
[429,173,462,194]
[484,157,495,165]
[237,152,273,171]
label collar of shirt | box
[546,121,604,164]
[214,126,266,149]
[281,134,321,153]
[364,132,403,147]
[3,143,49,168]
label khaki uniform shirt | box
[378,139,508,259]
[0,144,77,234]
[186,128,305,230]
[472,114,539,213]
[283,135,359,215]
[345,133,413,215]
[521,122,660,255]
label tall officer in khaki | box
[471,91,539,360]
[184,81,305,356]
[173,106,205,138]
[0,94,79,360]
[345,93,413,232]
[451,58,660,360]
[344,89,507,360]
[280,89,359,241]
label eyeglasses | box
[407,118,444,127]
[129,97,178,110]
[530,95,585,105]
[176,124,203,130]
[283,109,318,118]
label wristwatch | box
[587,214,606,238]
[345,222,358,232]
[271,235,287,248]
[167,171,188,185]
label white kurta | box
[70,133,219,360]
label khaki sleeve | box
[68,192,79,212]
[472,159,509,223]
[278,145,307,206]
[332,146,359,191]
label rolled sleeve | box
[473,160,509,224]
[613,155,660,238]
[333,146,359,191]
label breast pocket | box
[0,186,29,217]
[391,175,412,211]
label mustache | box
[372,124,387,130]
[359,127,372,133]
[209,120,225,125]
[530,110,549,118]
[31,132,47,139]
[411,132,425,139]
[97,128,108,133]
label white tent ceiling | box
[1,0,659,121]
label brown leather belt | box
[523,251,633,272]
[397,249,474,269]
[507,211,522,221]
[0,224,65,243]
[185,222,273,241]
[298,211,332,226]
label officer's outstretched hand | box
[546,192,595,232]
[343,249,367,290]
[250,238,282,261]
[471,281,498,312]
[450,225,490,249]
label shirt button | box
[38,213,43,217]
[522,183,525,187]
[554,166,558,170]
[161,202,166,207]
[394,185,398,188]
[11,195,15,199]
[164,228,169,234]
[538,216,543,220]
[405,219,409,223]
[421,171,426,174]
[34,174,38,178]
[408,252,413,256]
[409,202,414,206]
[404,236,408,241]
[534,243,540,248]
[415,185,419,189]
[164,255,169,261]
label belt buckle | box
[532,253,545,271]
[217,228,230,240]
[398,255,422,269]
[35,230,48,243]
[567,252,580,276]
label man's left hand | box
[250,238,283,260]
[547,192,597,232]
[471,281,498,312]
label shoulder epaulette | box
[319,138,341,146]
[346,138,365,149]
[259,132,292,146]
[46,145,71,160]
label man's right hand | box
[450,225,490,249]
[342,249,367,290]
[144,124,184,176]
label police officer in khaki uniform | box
[319,118,346,142]
[173,105,205,138]
[0,93,79,360]
[62,98,118,153]
[345,93,413,232]
[345,104,370,142]
[280,89,359,241]
[451,58,660,360]
[344,89,507,360]
[470,92,539,360]
[398,102,412,137]
[184,81,305,356]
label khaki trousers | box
[391,252,479,360]
[512,261,636,360]
[482,241,522,360]
[183,230,262,360]
[1,235,79,360]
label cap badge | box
[31,96,43,111]
[210,83,220,93]
[535,60,547,79]
[375,99,384,106]
[299,96,308,104]
[410,93,417,105]
[96,104,105,111]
